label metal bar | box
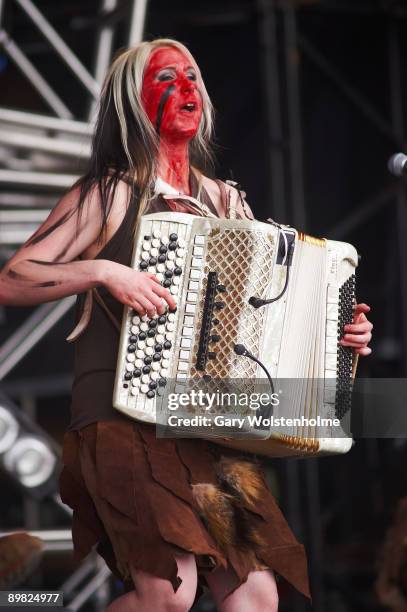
[0,130,91,158]
[128,0,149,46]
[0,29,72,119]
[0,192,56,207]
[299,35,402,146]
[388,18,407,375]
[68,565,111,612]
[14,0,100,99]
[283,1,306,228]
[0,108,93,136]
[60,557,98,597]
[256,0,287,221]
[0,297,76,380]
[0,169,79,188]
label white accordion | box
[113,212,358,458]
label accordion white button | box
[325,337,337,353]
[161,235,169,245]
[131,325,140,335]
[142,314,149,322]
[327,285,339,303]
[131,387,139,396]
[150,247,159,257]
[160,368,169,377]
[151,371,159,381]
[148,266,155,273]
[137,341,146,350]
[141,374,150,384]
[132,315,140,324]
[153,230,161,239]
[157,263,166,273]
[145,347,154,356]
[188,281,199,291]
[183,316,194,326]
[325,353,337,370]
[176,257,184,267]
[191,258,203,267]
[190,269,201,280]
[325,369,336,379]
[146,338,155,347]
[166,322,175,332]
[181,338,192,348]
[165,332,174,341]
[179,350,190,360]
[168,313,176,322]
[170,286,178,295]
[135,359,143,368]
[185,304,196,314]
[178,361,188,372]
[327,303,339,320]
[161,359,170,368]
[156,334,165,344]
[326,320,337,337]
[194,235,205,245]
[126,362,135,372]
[178,237,186,247]
[324,388,336,404]
[152,362,160,371]
[162,350,171,359]
[140,384,149,393]
[182,326,193,337]
[136,349,144,359]
[142,241,150,251]
[152,238,160,248]
[157,325,165,334]
[193,246,203,256]
[126,353,135,362]
[156,273,164,282]
[141,251,149,261]
[140,322,149,332]
[132,377,141,386]
[166,261,175,270]
[167,251,176,260]
[187,292,197,303]
[177,248,186,257]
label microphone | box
[234,344,248,356]
[388,152,407,177]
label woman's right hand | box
[101,260,176,317]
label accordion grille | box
[191,228,275,380]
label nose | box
[179,74,195,94]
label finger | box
[151,283,177,309]
[136,295,157,319]
[145,290,167,315]
[130,300,146,316]
[354,346,372,356]
[340,333,372,346]
[147,274,161,284]
[354,303,371,314]
[344,321,373,334]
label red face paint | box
[141,47,203,141]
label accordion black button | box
[149,257,157,266]
[144,356,152,365]
[133,369,142,378]
[216,284,226,293]
[149,319,157,328]
[212,318,219,325]
[168,242,177,251]
[158,378,167,387]
[164,340,172,350]
[210,334,221,343]
[203,374,212,382]
[208,352,217,360]
[139,332,147,341]
[163,279,171,288]
[143,365,151,374]
[159,245,168,254]
[158,254,166,263]
[165,270,173,279]
[123,383,128,388]
[169,233,178,241]
[144,235,151,240]
[129,334,138,343]
[153,353,161,361]
[169,305,177,313]
[140,261,148,270]
[149,381,157,390]
[124,372,132,380]
[214,302,225,310]
[174,267,182,276]
[128,343,136,352]
[147,329,155,338]
[147,390,155,399]
[155,343,163,352]
[158,315,167,325]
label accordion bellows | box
[113,213,358,458]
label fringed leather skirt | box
[59,420,310,602]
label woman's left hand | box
[339,303,373,356]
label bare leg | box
[106,552,197,612]
[206,566,279,612]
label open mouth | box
[180,102,197,112]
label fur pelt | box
[191,457,267,554]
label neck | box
[156,137,191,194]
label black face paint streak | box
[7,269,29,281]
[156,84,176,134]
[25,208,75,247]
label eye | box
[157,70,175,82]
[187,71,197,81]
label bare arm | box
[0,181,176,316]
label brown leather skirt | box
[59,420,310,602]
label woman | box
[0,38,373,611]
